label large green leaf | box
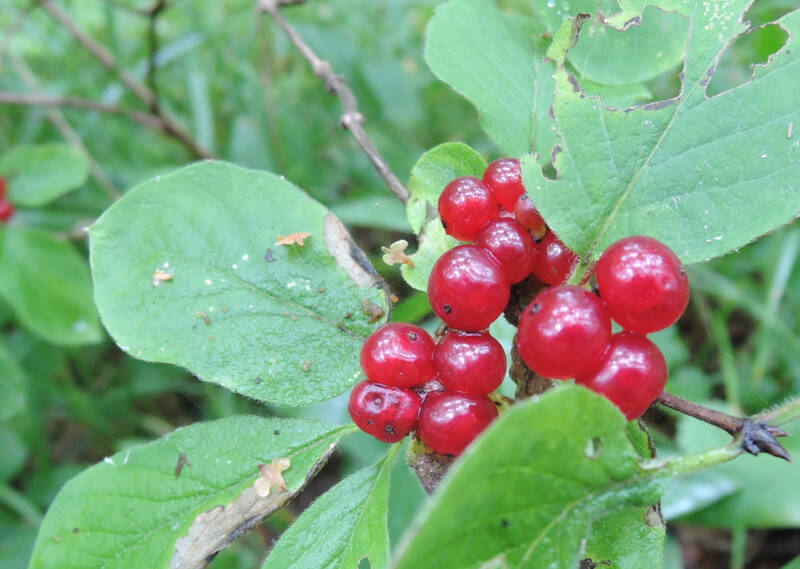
[424,0,556,158]
[0,226,102,346]
[526,4,800,267]
[583,506,665,569]
[406,142,486,234]
[392,386,667,569]
[0,144,89,207]
[568,6,688,86]
[89,161,389,406]
[262,444,400,569]
[28,416,353,569]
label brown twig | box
[258,0,410,205]
[656,391,791,461]
[38,0,214,159]
[0,92,166,130]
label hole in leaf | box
[706,23,789,97]
[541,162,557,180]
[584,436,603,459]
[744,0,798,28]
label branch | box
[38,0,214,159]
[656,391,791,461]
[0,92,166,130]
[146,0,168,113]
[258,0,410,205]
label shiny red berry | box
[434,330,506,396]
[532,231,577,285]
[576,331,667,420]
[360,323,435,388]
[474,219,538,284]
[348,380,421,443]
[428,245,510,332]
[596,236,690,334]
[0,200,14,223]
[517,285,612,379]
[513,194,547,240]
[437,177,499,241]
[416,391,498,456]
[483,158,524,211]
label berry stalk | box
[656,391,791,461]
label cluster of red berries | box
[0,177,14,223]
[518,236,689,419]
[349,322,500,456]
[349,157,690,454]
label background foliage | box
[1,0,800,568]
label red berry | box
[434,330,506,396]
[348,380,421,443]
[517,285,612,379]
[532,231,577,285]
[360,323,435,388]
[437,177,499,241]
[416,391,498,456]
[483,158,524,211]
[474,219,538,284]
[0,200,14,223]
[428,245,510,331]
[576,331,667,420]
[596,236,690,333]
[513,194,547,240]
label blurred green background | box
[1,0,799,567]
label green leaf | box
[406,142,486,234]
[568,7,688,85]
[29,416,353,569]
[526,5,800,267]
[424,0,556,158]
[400,219,458,292]
[0,226,101,346]
[0,341,26,422]
[331,196,411,232]
[583,506,665,569]
[0,425,27,483]
[89,161,389,407]
[0,144,89,207]
[676,407,800,528]
[392,385,667,569]
[262,444,400,569]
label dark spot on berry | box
[533,236,544,244]
[408,331,418,341]
[384,425,396,435]
[366,419,373,425]
[501,518,509,527]
[443,304,452,314]
[274,429,280,435]
[531,302,541,314]
[591,285,601,297]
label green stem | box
[755,396,800,426]
[730,525,747,569]
[644,444,742,478]
[0,482,43,526]
[566,256,593,286]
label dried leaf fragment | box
[276,232,312,246]
[254,457,291,498]
[381,239,414,267]
[152,269,173,286]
